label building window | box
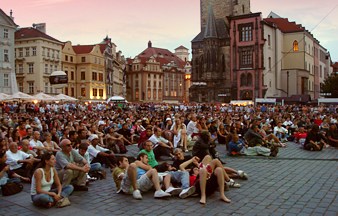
[45,82,49,93]
[18,82,23,92]
[81,72,85,80]
[81,57,86,62]
[28,63,34,74]
[239,48,253,68]
[4,29,8,38]
[19,48,23,57]
[99,73,103,82]
[268,57,271,70]
[71,88,74,97]
[148,89,151,99]
[153,89,156,99]
[99,89,103,97]
[70,56,73,62]
[135,90,139,99]
[268,35,271,46]
[239,24,253,42]
[81,88,86,97]
[65,55,68,61]
[42,48,45,56]
[45,64,48,74]
[65,87,68,95]
[32,47,37,56]
[54,65,57,71]
[47,49,50,57]
[18,64,23,73]
[4,74,9,87]
[71,71,74,80]
[25,48,30,57]
[93,88,97,97]
[92,72,97,81]
[293,40,299,51]
[50,64,53,74]
[4,49,9,62]
[28,82,34,94]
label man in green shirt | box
[138,140,158,168]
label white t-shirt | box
[6,150,30,170]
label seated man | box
[138,141,196,198]
[78,143,106,179]
[137,126,153,150]
[55,139,90,191]
[29,131,46,156]
[20,139,38,158]
[117,123,133,145]
[327,123,338,147]
[112,154,171,200]
[6,142,40,180]
[148,127,174,160]
[87,134,116,170]
[273,122,288,142]
[304,124,327,151]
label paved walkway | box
[1,142,337,216]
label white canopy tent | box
[10,91,35,101]
[106,96,128,103]
[0,93,11,101]
[33,92,57,101]
[55,93,78,101]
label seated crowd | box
[0,102,337,207]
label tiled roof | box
[72,45,95,54]
[137,46,186,68]
[192,19,229,43]
[263,18,305,33]
[204,5,218,38]
[15,27,62,43]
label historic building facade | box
[190,0,251,102]
[15,24,63,95]
[0,9,18,94]
[262,13,331,100]
[126,41,187,103]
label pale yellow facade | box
[15,30,63,95]
[61,41,77,97]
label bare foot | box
[220,196,231,203]
[200,196,206,205]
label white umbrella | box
[0,93,11,101]
[106,95,127,103]
[55,93,78,101]
[33,92,57,101]
[10,91,35,100]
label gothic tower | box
[190,0,251,103]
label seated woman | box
[31,152,74,208]
[172,118,188,152]
[304,124,327,151]
[43,132,61,154]
[179,155,231,205]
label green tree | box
[321,74,338,98]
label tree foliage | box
[321,74,338,98]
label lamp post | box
[184,74,191,102]
[287,71,289,97]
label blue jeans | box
[168,171,190,189]
[31,185,74,207]
[90,162,102,172]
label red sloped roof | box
[263,18,305,33]
[137,47,185,68]
[15,27,62,43]
[98,43,107,53]
[72,45,95,54]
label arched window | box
[240,74,247,86]
[200,56,204,78]
[247,73,253,86]
[293,40,299,51]
[206,51,211,71]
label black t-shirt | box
[172,155,192,170]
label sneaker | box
[237,170,248,180]
[179,186,196,199]
[226,179,241,188]
[154,190,171,198]
[165,186,182,196]
[133,189,143,200]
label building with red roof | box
[15,24,64,95]
[125,41,189,102]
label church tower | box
[190,0,251,103]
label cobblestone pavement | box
[1,142,337,216]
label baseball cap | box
[166,118,172,122]
[88,134,99,141]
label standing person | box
[31,152,74,208]
[55,139,90,191]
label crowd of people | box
[0,101,337,207]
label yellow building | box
[15,24,63,94]
[70,44,106,101]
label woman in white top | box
[31,152,73,208]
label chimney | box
[32,23,46,33]
[148,40,152,48]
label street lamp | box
[184,74,191,102]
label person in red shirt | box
[17,121,27,140]
[293,127,308,146]
[138,126,153,149]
